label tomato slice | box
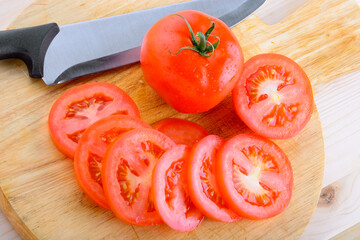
[102,128,175,225]
[216,134,293,220]
[153,145,204,232]
[153,118,209,146]
[232,53,314,139]
[188,135,240,222]
[74,115,151,209]
[48,82,140,159]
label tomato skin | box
[188,135,240,222]
[102,128,175,226]
[232,53,314,139]
[153,118,209,146]
[48,82,140,159]
[153,145,204,232]
[216,134,293,220]
[141,10,244,113]
[74,115,151,209]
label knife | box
[0,0,265,85]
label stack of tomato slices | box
[48,81,294,232]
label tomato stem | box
[169,14,220,58]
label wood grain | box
[1,0,359,239]
[300,70,360,240]
[313,71,360,188]
[255,0,309,25]
[302,168,360,240]
[333,221,360,240]
[0,0,32,30]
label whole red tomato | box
[141,10,244,113]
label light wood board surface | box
[0,0,358,240]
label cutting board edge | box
[280,108,326,239]
[0,185,37,240]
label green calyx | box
[170,14,220,58]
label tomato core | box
[117,140,165,209]
[68,129,86,143]
[117,160,142,206]
[232,146,279,206]
[164,159,194,216]
[65,94,114,119]
[100,128,131,144]
[246,65,299,127]
[200,156,226,207]
[88,153,103,186]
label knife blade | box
[0,0,265,85]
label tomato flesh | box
[233,53,313,139]
[188,135,240,222]
[216,134,293,220]
[74,115,151,209]
[102,128,175,225]
[153,145,204,231]
[153,118,209,146]
[49,82,140,159]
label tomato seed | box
[209,190,214,197]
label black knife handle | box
[0,23,59,78]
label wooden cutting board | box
[0,0,359,239]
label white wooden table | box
[1,0,360,239]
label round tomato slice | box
[74,115,151,209]
[48,82,140,159]
[153,118,209,146]
[232,53,314,139]
[102,128,175,225]
[216,134,293,220]
[153,145,204,232]
[188,135,240,222]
